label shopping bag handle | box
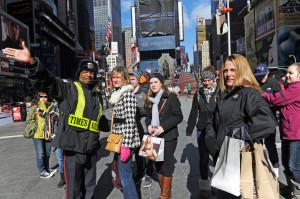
[232,126,253,145]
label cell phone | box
[37,108,45,115]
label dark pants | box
[197,130,209,180]
[155,138,177,177]
[64,150,97,199]
[264,132,279,167]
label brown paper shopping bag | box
[254,142,279,199]
[241,148,255,199]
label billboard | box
[138,35,175,51]
[0,10,30,75]
[139,0,175,37]
[244,10,257,69]
[178,1,184,41]
[277,26,300,66]
[277,0,300,27]
[139,60,161,73]
[256,33,277,66]
[254,0,275,40]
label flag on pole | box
[106,16,112,41]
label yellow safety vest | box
[68,81,102,132]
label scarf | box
[203,87,215,103]
[149,90,164,127]
[109,84,134,105]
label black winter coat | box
[205,86,277,160]
[186,87,217,134]
[145,92,183,141]
[25,59,102,154]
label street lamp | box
[227,0,231,56]
[289,54,297,63]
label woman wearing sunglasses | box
[26,91,56,178]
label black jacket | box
[186,87,217,135]
[205,87,277,160]
[25,59,102,154]
[145,92,183,141]
[134,86,146,137]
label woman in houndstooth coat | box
[109,66,140,199]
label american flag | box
[106,16,112,41]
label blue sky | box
[120,0,212,65]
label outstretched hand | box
[2,41,35,64]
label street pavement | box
[0,96,288,199]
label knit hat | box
[201,71,215,80]
[130,71,141,82]
[75,59,98,79]
[149,73,165,83]
[253,63,268,76]
[139,75,147,84]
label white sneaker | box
[40,172,54,178]
[49,168,58,175]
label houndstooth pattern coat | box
[110,84,140,148]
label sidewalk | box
[0,97,287,199]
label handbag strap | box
[159,98,167,115]
[110,109,114,134]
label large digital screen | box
[138,35,175,51]
[0,10,30,75]
[139,0,175,37]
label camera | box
[36,108,46,116]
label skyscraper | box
[93,0,123,57]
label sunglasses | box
[39,95,48,98]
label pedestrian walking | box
[44,99,66,188]
[109,67,140,199]
[263,63,300,198]
[253,63,281,176]
[3,42,103,199]
[186,66,218,198]
[145,73,183,199]
[129,71,154,188]
[205,54,277,198]
[26,91,56,178]
[174,71,180,83]
[187,83,192,95]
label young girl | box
[145,73,183,198]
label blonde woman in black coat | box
[145,73,183,199]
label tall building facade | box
[93,0,123,57]
[122,27,133,68]
[196,17,211,72]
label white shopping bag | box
[138,135,164,162]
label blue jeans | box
[115,153,138,199]
[55,148,64,173]
[32,138,51,175]
[197,130,209,180]
[282,140,300,183]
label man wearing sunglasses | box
[2,42,103,199]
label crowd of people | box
[2,41,300,199]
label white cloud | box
[183,0,211,29]
[121,0,134,13]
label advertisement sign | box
[139,0,175,37]
[180,46,186,65]
[178,1,184,41]
[0,56,10,72]
[111,42,118,54]
[215,14,228,35]
[0,10,30,75]
[236,37,245,54]
[256,34,276,66]
[138,35,175,51]
[139,60,161,73]
[244,10,257,69]
[277,26,300,66]
[255,0,275,40]
[277,0,300,27]
[131,47,140,67]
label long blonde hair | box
[220,54,262,93]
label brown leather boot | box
[158,176,172,199]
[157,173,163,188]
